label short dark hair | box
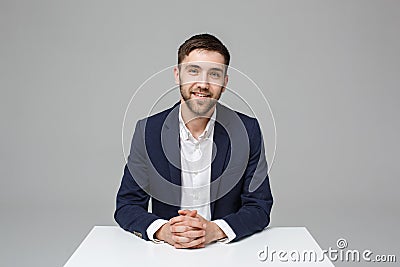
[178,33,230,66]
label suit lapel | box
[158,104,182,211]
[211,122,230,182]
[161,104,182,187]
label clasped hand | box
[155,209,226,249]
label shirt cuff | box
[146,219,168,243]
[213,219,236,243]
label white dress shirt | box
[146,105,236,243]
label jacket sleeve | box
[222,118,273,241]
[114,119,160,240]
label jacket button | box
[133,231,143,239]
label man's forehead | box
[182,49,226,65]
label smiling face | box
[174,49,228,117]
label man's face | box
[174,49,228,116]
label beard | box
[180,85,221,116]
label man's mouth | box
[191,92,211,98]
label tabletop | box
[64,226,334,266]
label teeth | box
[194,92,209,97]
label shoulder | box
[137,102,179,127]
[217,103,259,131]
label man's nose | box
[196,72,209,89]
[196,80,209,90]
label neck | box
[180,100,215,139]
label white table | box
[64,226,334,266]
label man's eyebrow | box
[208,67,224,72]
[184,64,201,69]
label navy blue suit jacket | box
[114,102,273,241]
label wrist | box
[155,223,168,240]
[211,222,226,241]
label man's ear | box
[173,66,180,85]
[222,74,229,93]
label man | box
[115,33,273,249]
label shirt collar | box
[179,104,217,141]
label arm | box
[114,120,161,240]
[222,118,273,241]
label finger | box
[171,235,192,243]
[191,243,206,249]
[189,210,197,217]
[169,215,200,225]
[195,213,205,221]
[178,209,190,215]
[170,215,199,224]
[178,210,197,217]
[174,229,206,238]
[170,225,190,233]
[174,237,205,249]
[173,221,207,230]
[170,220,205,231]
[174,243,204,249]
[174,237,206,249]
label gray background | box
[0,0,399,266]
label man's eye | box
[188,69,199,74]
[209,72,221,78]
